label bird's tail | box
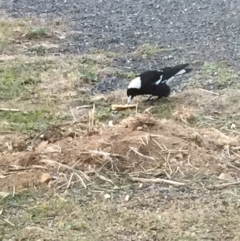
[170,63,192,75]
[161,63,192,85]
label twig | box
[4,218,15,227]
[143,106,153,114]
[203,115,215,121]
[88,104,95,131]
[96,173,115,186]
[31,127,51,149]
[0,108,27,113]
[9,165,48,171]
[69,114,87,126]
[70,106,77,121]
[152,138,172,174]
[111,104,137,111]
[40,158,90,182]
[76,105,92,109]
[131,177,185,186]
[227,162,240,172]
[129,166,159,175]
[12,186,15,197]
[224,129,240,136]
[67,173,74,188]
[198,88,219,96]
[135,102,138,114]
[187,155,199,170]
[0,131,16,134]
[87,150,125,158]
[129,147,156,161]
[211,181,240,189]
[74,172,87,188]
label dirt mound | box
[1,114,239,191]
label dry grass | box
[0,13,66,55]
[135,43,178,57]
[1,112,240,192]
[106,89,127,104]
[172,105,196,123]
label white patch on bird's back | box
[165,76,174,85]
[128,77,141,89]
[165,68,187,85]
[175,69,186,75]
[154,75,163,85]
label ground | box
[1,1,240,240]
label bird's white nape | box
[128,77,141,89]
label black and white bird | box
[127,63,192,104]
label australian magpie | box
[127,63,192,104]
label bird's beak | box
[127,96,132,105]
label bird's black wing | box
[159,63,191,84]
[139,71,162,88]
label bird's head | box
[127,77,141,104]
[127,88,135,104]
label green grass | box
[136,43,160,57]
[1,186,240,241]
[25,27,48,39]
[0,16,66,55]
[149,99,176,119]
[201,62,239,87]
[114,69,137,79]
[28,45,49,56]
[77,56,112,83]
[0,109,60,132]
[0,58,56,101]
[0,51,118,133]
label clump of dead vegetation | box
[1,112,240,192]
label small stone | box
[36,141,48,152]
[137,126,143,131]
[176,153,183,160]
[218,173,232,180]
[169,158,178,163]
[40,173,52,183]
[104,193,111,199]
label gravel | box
[3,0,240,93]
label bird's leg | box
[143,95,156,103]
[150,96,160,103]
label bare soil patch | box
[1,112,240,192]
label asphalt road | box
[3,0,240,93]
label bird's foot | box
[150,97,160,103]
[143,96,161,105]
